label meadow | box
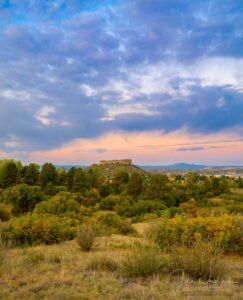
[0,159,243,299]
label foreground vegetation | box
[0,231,242,299]
[0,159,242,298]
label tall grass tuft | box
[121,246,168,278]
[25,250,45,265]
[76,223,96,251]
[87,255,119,272]
[168,241,229,281]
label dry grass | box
[0,233,242,299]
[168,242,229,281]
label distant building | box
[99,159,132,166]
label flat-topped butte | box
[99,159,132,166]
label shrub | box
[121,246,167,278]
[116,219,136,235]
[116,199,166,217]
[87,256,118,272]
[97,212,121,228]
[34,192,85,219]
[168,241,229,281]
[76,223,96,251]
[84,189,101,206]
[146,214,243,254]
[82,216,113,237]
[0,203,12,221]
[165,207,185,218]
[100,195,118,210]
[96,212,136,235]
[0,250,4,266]
[0,214,75,247]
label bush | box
[121,246,167,278]
[116,199,166,217]
[168,241,229,281]
[76,223,96,251]
[97,212,121,228]
[100,195,118,210]
[0,250,4,266]
[0,203,12,221]
[0,214,75,247]
[87,256,118,272]
[146,214,243,254]
[116,219,136,235]
[34,192,86,219]
[165,207,185,218]
[96,212,136,235]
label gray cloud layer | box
[0,0,243,152]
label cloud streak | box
[0,0,242,164]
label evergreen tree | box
[24,163,40,185]
[0,162,18,189]
[65,167,77,191]
[40,163,57,189]
[72,169,88,193]
[126,172,143,197]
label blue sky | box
[0,0,243,164]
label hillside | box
[91,159,147,177]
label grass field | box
[1,229,242,300]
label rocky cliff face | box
[91,159,146,177]
[99,159,132,166]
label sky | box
[0,0,243,166]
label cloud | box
[176,146,204,152]
[93,148,107,154]
[35,106,56,126]
[0,0,243,156]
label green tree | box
[0,162,18,189]
[126,172,143,197]
[1,184,44,215]
[57,167,67,186]
[72,169,88,193]
[86,167,100,189]
[65,167,77,191]
[113,169,129,193]
[143,174,169,200]
[99,183,113,198]
[24,163,40,185]
[40,163,57,189]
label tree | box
[65,167,77,191]
[143,174,169,200]
[57,167,67,186]
[99,183,113,198]
[126,172,143,197]
[72,169,88,193]
[86,167,100,189]
[1,184,44,215]
[39,163,57,189]
[0,162,18,189]
[113,169,129,193]
[24,163,40,185]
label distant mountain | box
[141,163,207,170]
